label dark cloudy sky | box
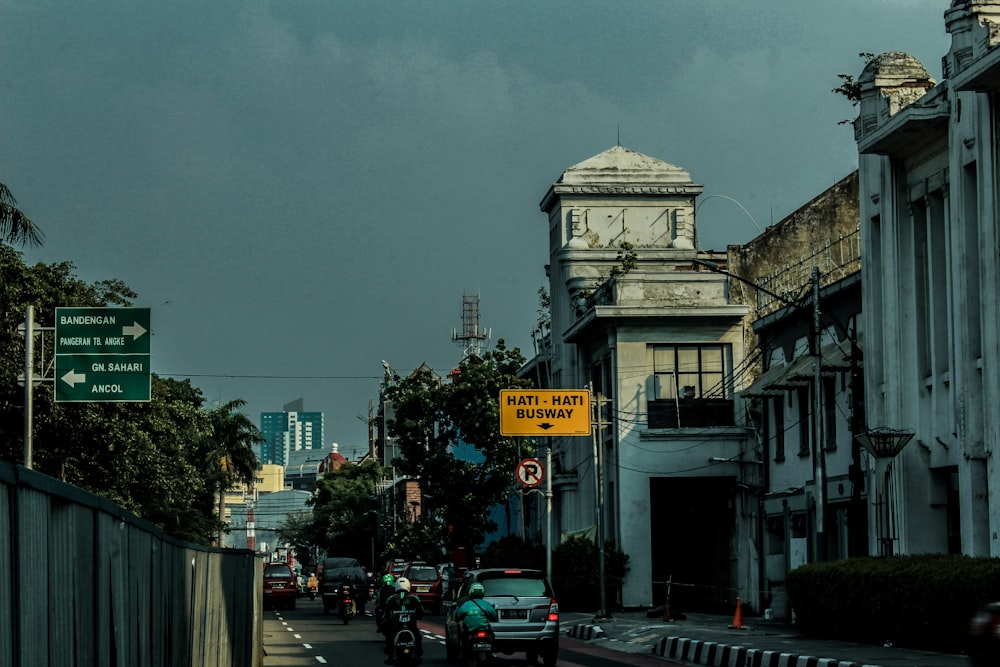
[2,1,951,454]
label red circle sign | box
[516,458,544,488]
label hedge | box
[786,554,1000,652]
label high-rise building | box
[260,398,324,466]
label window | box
[771,396,785,462]
[797,387,810,457]
[823,376,837,451]
[648,344,734,428]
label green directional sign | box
[55,307,151,402]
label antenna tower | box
[451,294,491,359]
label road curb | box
[566,622,606,640]
[651,635,878,667]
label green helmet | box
[470,582,485,599]
[382,573,395,586]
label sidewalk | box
[561,610,972,667]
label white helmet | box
[395,577,411,592]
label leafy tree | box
[480,535,545,570]
[552,536,630,612]
[309,458,384,564]
[0,182,43,247]
[382,518,446,564]
[833,52,876,125]
[205,399,262,545]
[384,340,532,561]
[0,245,261,545]
[276,510,322,568]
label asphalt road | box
[262,598,680,667]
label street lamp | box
[855,428,915,556]
[695,195,764,235]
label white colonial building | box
[534,146,759,612]
[855,1,1000,558]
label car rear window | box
[407,566,438,581]
[479,575,550,597]
[264,565,293,579]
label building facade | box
[730,172,865,619]
[854,1,1000,559]
[538,146,756,612]
[260,398,324,466]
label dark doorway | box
[649,476,734,614]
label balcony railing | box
[753,226,861,317]
[648,398,736,429]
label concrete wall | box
[0,462,262,667]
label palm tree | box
[208,399,263,546]
[1,183,43,247]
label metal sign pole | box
[23,305,33,469]
[546,438,553,582]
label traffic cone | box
[728,597,744,629]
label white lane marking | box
[294,633,302,638]
[315,657,327,664]
[303,643,313,649]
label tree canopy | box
[383,341,533,559]
[0,245,260,545]
[0,182,43,247]
[308,458,383,566]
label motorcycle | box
[337,594,356,624]
[308,585,318,601]
[463,627,493,663]
[390,610,421,666]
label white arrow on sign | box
[123,321,148,340]
[61,369,87,387]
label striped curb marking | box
[566,623,606,640]
[652,636,880,667]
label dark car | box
[319,556,368,615]
[402,561,444,614]
[444,568,559,666]
[263,562,297,610]
[969,601,1000,667]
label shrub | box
[479,536,545,570]
[552,537,629,612]
[786,554,1000,652]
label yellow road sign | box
[499,389,591,436]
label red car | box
[263,562,297,610]
[402,561,443,614]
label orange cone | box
[729,597,744,629]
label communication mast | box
[451,294,491,360]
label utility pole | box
[592,387,611,619]
[545,437,553,583]
[812,267,828,562]
[694,259,833,563]
[23,305,34,469]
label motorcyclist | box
[307,572,319,599]
[455,582,497,648]
[375,573,396,632]
[382,577,424,664]
[337,576,357,616]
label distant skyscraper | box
[260,398,324,466]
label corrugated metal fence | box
[0,462,263,667]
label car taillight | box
[547,599,559,622]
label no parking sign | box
[516,458,544,488]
